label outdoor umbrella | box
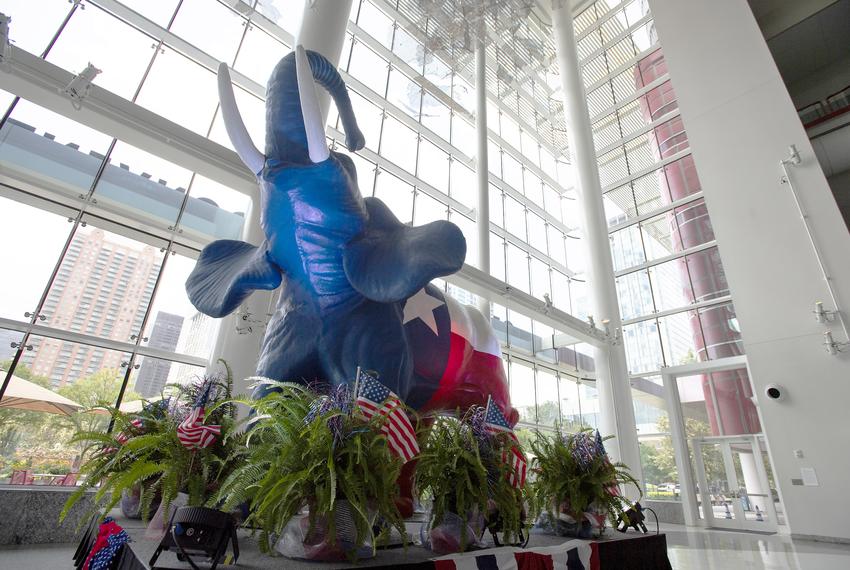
[0,375,84,415]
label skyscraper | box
[134,311,185,397]
[23,229,160,387]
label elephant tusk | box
[295,45,330,163]
[217,62,265,175]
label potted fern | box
[61,362,246,528]
[529,428,640,538]
[415,406,529,555]
[211,379,408,561]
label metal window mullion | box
[588,72,670,124]
[578,13,654,67]
[328,125,469,217]
[595,107,682,159]
[620,295,733,327]
[608,191,705,233]
[488,174,574,238]
[576,0,636,41]
[614,240,717,278]
[602,148,691,192]
[585,43,661,94]
[367,0,564,159]
[0,0,81,129]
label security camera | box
[764,384,785,402]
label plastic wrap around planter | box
[421,510,485,555]
[275,500,377,561]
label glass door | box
[692,435,777,532]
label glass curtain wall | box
[0,0,614,482]
[572,0,752,498]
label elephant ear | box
[343,197,466,304]
[186,240,282,318]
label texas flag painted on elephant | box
[402,284,518,427]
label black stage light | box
[150,506,239,570]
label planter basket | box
[275,500,377,561]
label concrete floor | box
[2,523,850,569]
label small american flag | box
[176,383,221,450]
[355,370,419,463]
[115,418,144,445]
[485,399,527,488]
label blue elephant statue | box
[186,46,518,428]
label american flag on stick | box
[484,397,527,488]
[355,370,419,463]
[176,383,221,451]
[115,418,144,445]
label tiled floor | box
[663,525,850,569]
[2,524,850,568]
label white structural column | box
[297,0,354,122]
[648,0,850,541]
[211,0,353,394]
[550,0,642,480]
[475,38,491,316]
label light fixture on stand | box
[0,13,11,67]
[61,62,101,110]
[813,301,837,324]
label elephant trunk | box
[265,47,365,165]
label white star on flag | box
[402,288,444,335]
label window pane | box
[527,212,548,254]
[623,319,663,373]
[579,381,599,428]
[509,359,536,425]
[641,211,680,261]
[141,254,218,361]
[449,161,475,209]
[234,24,289,86]
[675,198,715,249]
[135,47,218,136]
[46,7,153,100]
[182,174,250,241]
[380,115,417,173]
[94,141,194,231]
[688,247,730,301]
[535,368,559,427]
[649,258,692,312]
[699,303,744,360]
[529,256,551,303]
[551,270,571,313]
[374,170,413,224]
[357,0,394,49]
[489,186,504,227]
[40,224,164,342]
[387,68,421,119]
[348,91,384,152]
[663,154,701,199]
[349,42,388,96]
[170,0,245,64]
[392,26,424,74]
[421,93,451,142]
[348,152,376,196]
[450,211,477,269]
[416,139,449,194]
[504,196,526,241]
[610,224,645,271]
[1,0,75,56]
[658,310,701,366]
[132,356,207,398]
[413,191,446,225]
[490,233,506,281]
[506,243,530,294]
[1,101,113,199]
[559,376,582,430]
[8,339,133,483]
[0,197,71,322]
[616,269,653,320]
[451,116,475,158]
